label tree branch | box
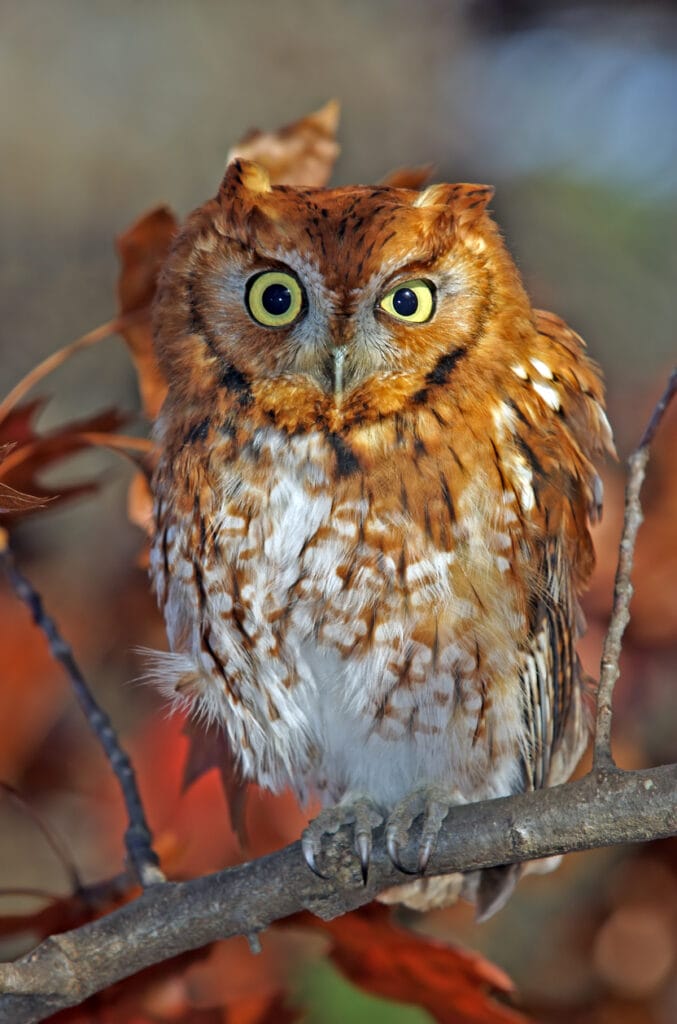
[0,532,164,889]
[0,763,674,1024]
[594,366,677,767]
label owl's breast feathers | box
[151,305,612,802]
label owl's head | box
[154,160,534,432]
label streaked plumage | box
[150,160,613,916]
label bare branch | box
[638,366,677,449]
[594,366,677,767]
[0,764,674,1024]
[0,535,164,889]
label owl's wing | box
[516,308,613,794]
[520,537,590,793]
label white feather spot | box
[211,591,233,615]
[221,515,246,532]
[529,357,553,379]
[512,364,528,380]
[532,380,561,411]
[332,518,358,539]
[511,457,535,511]
[492,401,517,433]
[405,553,454,586]
[322,620,363,645]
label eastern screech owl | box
[150,159,613,918]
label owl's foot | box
[385,786,467,875]
[302,797,384,884]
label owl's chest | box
[210,429,528,696]
[158,427,533,800]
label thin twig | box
[638,367,677,448]
[593,367,677,768]
[0,312,145,426]
[0,784,82,896]
[0,533,165,888]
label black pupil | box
[262,282,292,316]
[393,287,418,316]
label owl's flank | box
[150,157,613,918]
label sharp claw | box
[355,832,371,884]
[387,831,399,866]
[418,837,434,875]
[387,832,418,875]
[302,837,328,879]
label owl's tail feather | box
[468,864,521,922]
[377,866,517,920]
[378,856,569,920]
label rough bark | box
[0,764,675,1023]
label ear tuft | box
[414,182,495,218]
[449,182,495,213]
[219,158,272,199]
[413,183,454,209]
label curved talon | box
[418,837,434,875]
[387,832,419,875]
[301,836,328,879]
[355,831,371,884]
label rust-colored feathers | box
[150,159,612,915]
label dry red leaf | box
[0,403,129,519]
[224,992,299,1024]
[113,204,177,569]
[227,100,341,187]
[181,926,320,1024]
[0,398,50,445]
[116,205,177,421]
[181,721,249,847]
[116,714,309,877]
[127,468,155,569]
[0,451,43,513]
[0,319,156,526]
[294,903,530,1024]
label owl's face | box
[154,160,534,432]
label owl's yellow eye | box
[246,271,305,328]
[379,279,435,324]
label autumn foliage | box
[0,104,675,1024]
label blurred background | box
[1,2,676,1022]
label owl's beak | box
[332,347,346,400]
